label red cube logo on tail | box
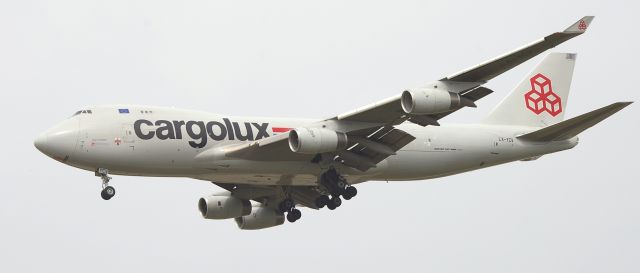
[524,73,562,116]
[578,20,588,31]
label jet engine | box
[198,195,252,219]
[235,206,285,230]
[288,127,348,154]
[401,88,475,115]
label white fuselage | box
[35,105,578,186]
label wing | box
[444,16,594,82]
[335,16,594,125]
[198,16,593,171]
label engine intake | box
[288,128,348,154]
[235,206,285,230]
[401,88,475,115]
[198,195,251,219]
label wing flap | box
[340,127,415,171]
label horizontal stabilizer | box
[517,102,632,142]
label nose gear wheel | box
[96,168,115,200]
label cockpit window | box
[72,109,93,117]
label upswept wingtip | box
[563,16,595,33]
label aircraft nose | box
[34,119,79,161]
[33,132,48,152]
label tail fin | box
[483,53,577,127]
[517,102,633,141]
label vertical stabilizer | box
[483,53,576,127]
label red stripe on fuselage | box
[272,127,291,133]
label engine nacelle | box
[401,88,473,115]
[235,206,285,230]
[198,195,251,220]
[288,127,348,154]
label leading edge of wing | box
[443,16,594,83]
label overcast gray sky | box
[1,1,638,273]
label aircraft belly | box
[379,149,489,180]
[192,173,320,186]
[374,125,503,180]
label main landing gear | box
[278,198,301,223]
[274,168,357,225]
[314,168,357,210]
[96,168,115,200]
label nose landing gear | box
[96,168,115,200]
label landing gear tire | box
[292,209,301,220]
[314,195,330,209]
[101,186,115,200]
[287,208,302,223]
[278,198,294,213]
[286,212,296,222]
[330,195,342,208]
[343,186,357,200]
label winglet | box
[563,16,595,33]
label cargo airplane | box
[34,16,632,229]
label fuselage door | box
[121,124,136,151]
